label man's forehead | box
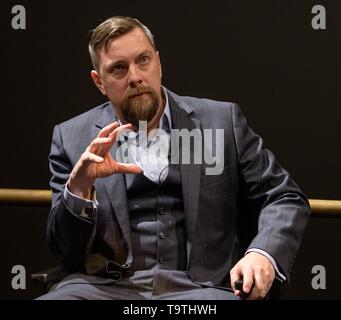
[102,28,153,57]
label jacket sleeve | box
[47,124,97,271]
[231,103,310,279]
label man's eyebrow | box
[137,50,153,58]
[106,50,153,72]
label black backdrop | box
[0,0,340,299]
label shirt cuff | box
[246,248,286,282]
[63,182,99,220]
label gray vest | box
[125,162,187,272]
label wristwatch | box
[79,200,99,219]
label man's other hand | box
[230,252,275,300]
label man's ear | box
[90,70,106,95]
[156,51,162,79]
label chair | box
[31,265,69,291]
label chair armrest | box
[31,265,69,290]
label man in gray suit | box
[39,16,310,300]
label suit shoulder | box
[183,95,234,109]
[57,101,112,129]
[181,95,237,118]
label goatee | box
[121,86,160,129]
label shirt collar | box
[161,86,172,130]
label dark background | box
[0,0,340,299]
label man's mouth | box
[129,92,149,99]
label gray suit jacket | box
[47,89,310,287]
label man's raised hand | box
[68,121,142,199]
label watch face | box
[80,205,97,219]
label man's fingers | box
[247,280,262,300]
[98,121,120,138]
[88,153,104,163]
[88,137,113,154]
[230,266,245,297]
[248,268,273,300]
[230,267,242,292]
[92,123,133,155]
[230,253,275,300]
[241,268,254,294]
[231,267,254,298]
[108,123,133,141]
[81,151,104,164]
[113,162,143,174]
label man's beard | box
[120,85,160,129]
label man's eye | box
[113,65,124,71]
[112,64,127,75]
[139,55,150,65]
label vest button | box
[159,208,166,215]
[159,232,166,239]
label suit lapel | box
[168,91,202,263]
[93,104,133,266]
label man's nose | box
[128,64,143,86]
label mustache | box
[126,86,151,98]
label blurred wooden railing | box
[0,188,340,217]
[308,199,341,217]
[0,188,51,206]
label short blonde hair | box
[88,16,156,71]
